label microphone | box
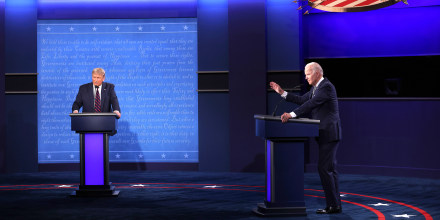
[270,84,302,116]
[271,98,284,116]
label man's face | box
[92,73,105,86]
[305,67,320,86]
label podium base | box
[253,203,306,216]
[70,185,119,197]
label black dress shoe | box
[316,206,342,214]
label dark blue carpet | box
[0,171,438,219]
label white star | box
[47,154,51,159]
[138,26,143,31]
[115,153,121,158]
[184,153,189,159]
[69,26,74,32]
[115,26,120,31]
[92,26,97,31]
[70,154,75,159]
[160,25,166,31]
[392,214,416,218]
[46,27,51,32]
[203,185,222,188]
[57,185,73,188]
[369,203,390,207]
[138,154,144,159]
[183,25,189,30]
[131,184,148,187]
[161,153,166,159]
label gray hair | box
[305,62,324,76]
[92,68,105,76]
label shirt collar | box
[315,77,324,88]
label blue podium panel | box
[254,115,319,216]
[85,133,104,185]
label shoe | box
[316,206,342,214]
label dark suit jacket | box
[286,78,342,143]
[72,82,121,113]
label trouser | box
[317,140,341,208]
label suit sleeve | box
[72,86,84,112]
[285,90,312,105]
[109,84,121,112]
[292,84,332,117]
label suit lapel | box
[87,83,94,109]
[101,82,107,110]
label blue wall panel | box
[0,0,5,173]
[38,0,197,19]
[266,0,302,71]
[5,0,37,73]
[4,0,38,173]
[304,6,440,58]
[197,0,228,71]
[198,93,230,171]
[197,0,230,171]
[5,95,38,173]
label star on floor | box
[369,203,390,206]
[46,27,51,32]
[138,154,144,159]
[183,25,189,30]
[131,184,148,187]
[138,26,143,31]
[160,25,166,31]
[203,185,222,188]
[70,154,75,159]
[184,153,189,159]
[115,153,121,159]
[392,214,416,218]
[57,185,73,188]
[161,153,166,159]
[115,26,120,31]
[92,26,97,31]
[69,26,74,32]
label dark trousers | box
[317,140,341,208]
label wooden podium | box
[253,114,319,216]
[70,113,119,197]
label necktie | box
[312,86,317,97]
[94,86,101,112]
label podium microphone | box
[270,84,302,116]
[271,98,284,116]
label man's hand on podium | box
[73,110,79,113]
[281,112,292,123]
[114,110,121,118]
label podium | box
[253,114,319,216]
[69,113,119,197]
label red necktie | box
[94,86,101,112]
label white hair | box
[92,68,105,76]
[305,62,323,76]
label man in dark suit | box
[270,62,342,214]
[72,68,121,118]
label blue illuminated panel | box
[37,18,198,163]
[85,133,104,185]
[38,0,197,19]
[266,140,271,202]
[304,5,440,58]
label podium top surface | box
[69,113,117,117]
[254,114,320,124]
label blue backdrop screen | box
[37,18,198,163]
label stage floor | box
[0,171,438,219]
